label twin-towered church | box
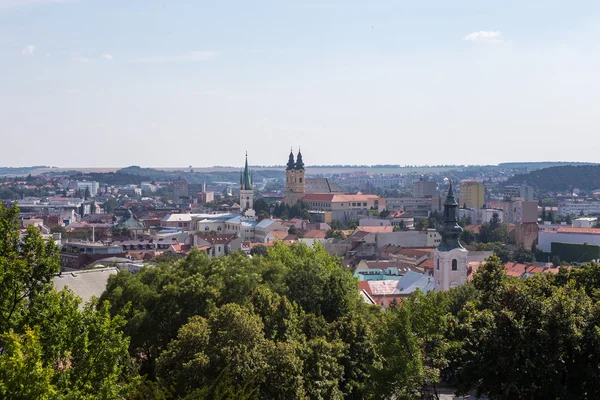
[239,150,467,292]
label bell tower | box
[433,180,468,291]
[240,152,254,212]
[284,148,306,205]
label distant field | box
[28,165,456,176]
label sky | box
[1,0,600,168]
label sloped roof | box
[357,226,394,233]
[398,248,434,258]
[53,268,119,307]
[303,230,327,239]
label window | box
[205,227,209,231]
[437,259,440,270]
[217,227,222,231]
[299,178,303,183]
[452,259,458,271]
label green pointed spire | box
[444,179,458,206]
[437,180,464,251]
[295,148,305,170]
[241,152,252,190]
[286,148,295,170]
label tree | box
[0,328,56,400]
[0,204,61,333]
[50,225,67,236]
[514,246,535,263]
[325,229,345,240]
[415,218,428,231]
[287,225,300,237]
[478,213,509,244]
[250,245,269,257]
[103,197,118,214]
[0,203,132,398]
[461,229,475,245]
[253,198,270,218]
[552,255,561,267]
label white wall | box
[538,231,600,252]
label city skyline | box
[2,0,600,167]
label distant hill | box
[506,165,600,193]
[498,161,596,170]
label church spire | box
[286,148,295,170]
[295,148,305,170]
[438,180,464,251]
[241,152,252,190]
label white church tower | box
[239,152,254,214]
[434,180,468,291]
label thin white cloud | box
[133,51,216,64]
[0,0,73,10]
[71,53,89,63]
[67,88,82,94]
[21,44,35,55]
[463,31,503,43]
[102,53,113,60]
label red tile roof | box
[557,227,600,235]
[357,226,394,233]
[303,229,327,239]
[398,248,434,258]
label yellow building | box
[461,181,485,209]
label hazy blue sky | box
[1,0,599,168]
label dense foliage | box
[0,204,132,399]
[506,164,600,192]
[5,200,600,398]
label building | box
[301,193,382,222]
[60,241,125,269]
[283,149,343,206]
[461,181,485,209]
[74,181,99,197]
[503,185,535,201]
[573,217,598,228]
[488,199,537,224]
[173,177,189,205]
[412,179,436,198]
[239,153,254,212]
[385,197,432,218]
[53,268,119,307]
[558,200,600,216]
[434,181,468,291]
[538,227,600,252]
[459,208,504,224]
[197,192,214,204]
[113,209,146,238]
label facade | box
[558,200,600,216]
[302,193,382,222]
[488,199,537,224]
[459,208,504,224]
[412,179,436,198]
[503,185,535,201]
[173,177,189,205]
[461,181,485,209]
[573,217,598,228]
[60,242,125,269]
[283,149,344,206]
[434,181,469,291]
[385,197,432,217]
[538,227,600,252]
[284,149,307,205]
[75,181,99,197]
